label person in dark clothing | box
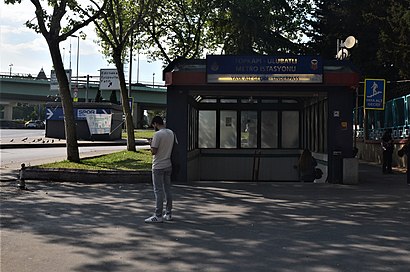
[381,129,394,174]
[298,149,318,182]
[398,135,410,184]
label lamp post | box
[9,63,13,77]
[336,36,357,60]
[71,35,80,86]
[152,73,155,88]
[71,35,80,101]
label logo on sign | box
[77,109,97,118]
[364,79,385,110]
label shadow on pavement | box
[1,163,410,272]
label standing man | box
[398,135,410,184]
[145,116,175,223]
[381,129,394,174]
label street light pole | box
[71,35,80,87]
[9,63,13,77]
[71,35,80,101]
[152,73,155,88]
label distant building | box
[36,68,47,80]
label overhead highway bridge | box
[0,73,167,128]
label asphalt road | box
[0,128,46,140]
[0,129,150,180]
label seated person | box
[298,149,317,182]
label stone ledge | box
[21,167,151,183]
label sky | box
[0,1,165,85]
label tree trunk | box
[113,51,136,151]
[47,39,80,162]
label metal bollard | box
[18,163,27,190]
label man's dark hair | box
[151,116,164,125]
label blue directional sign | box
[364,79,385,110]
[45,107,112,120]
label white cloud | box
[0,1,164,83]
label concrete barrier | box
[343,158,358,184]
[20,167,151,183]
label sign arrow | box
[46,108,54,119]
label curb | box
[0,139,149,149]
[20,167,152,183]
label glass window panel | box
[358,107,364,128]
[220,99,237,103]
[0,105,4,119]
[385,101,393,127]
[282,99,298,103]
[220,110,237,148]
[282,111,299,148]
[375,111,383,128]
[241,111,258,148]
[200,99,217,103]
[262,99,278,103]
[198,110,216,148]
[407,97,410,123]
[368,111,375,129]
[261,111,278,148]
[241,97,258,104]
[394,98,405,126]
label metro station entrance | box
[164,56,360,183]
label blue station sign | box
[207,55,323,83]
[364,79,385,110]
[46,107,112,120]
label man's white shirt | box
[151,128,174,170]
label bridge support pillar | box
[2,104,13,120]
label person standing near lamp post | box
[398,135,410,184]
[381,129,394,174]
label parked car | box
[24,120,45,129]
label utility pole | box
[128,31,133,98]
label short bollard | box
[18,163,27,190]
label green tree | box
[5,0,107,162]
[109,90,119,104]
[137,0,217,64]
[94,0,152,151]
[375,0,410,79]
[137,0,313,64]
[209,0,313,54]
[308,0,408,83]
[95,89,104,102]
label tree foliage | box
[307,0,409,82]
[109,90,118,104]
[375,0,410,79]
[5,0,107,162]
[208,0,314,55]
[137,0,217,64]
[94,0,152,151]
[136,0,314,64]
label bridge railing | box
[0,73,165,88]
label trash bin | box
[331,150,343,183]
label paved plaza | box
[1,163,409,272]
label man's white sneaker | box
[145,215,163,223]
[163,214,172,221]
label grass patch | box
[122,129,155,139]
[38,150,152,171]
